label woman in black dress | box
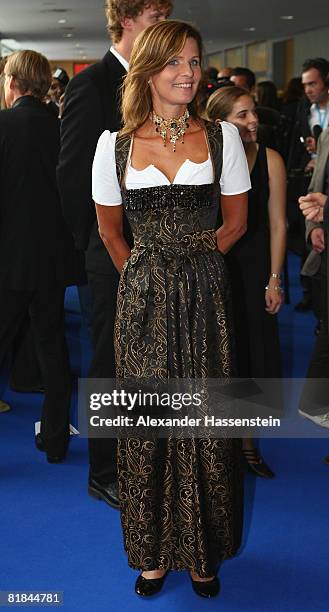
[92,21,251,598]
[207,86,286,478]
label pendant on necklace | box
[150,108,190,152]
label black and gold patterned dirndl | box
[114,121,243,577]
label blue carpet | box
[1,253,329,611]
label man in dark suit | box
[287,59,329,313]
[0,50,82,462]
[287,95,312,174]
[299,187,329,465]
[288,59,329,173]
[57,0,173,508]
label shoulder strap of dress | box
[204,120,223,186]
[114,132,132,188]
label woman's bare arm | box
[216,192,248,254]
[266,148,287,313]
[95,203,131,273]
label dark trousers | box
[87,272,119,484]
[9,316,44,392]
[300,323,329,415]
[0,286,71,455]
[77,283,93,340]
[310,272,322,320]
[300,261,329,415]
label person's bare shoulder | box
[266,147,286,178]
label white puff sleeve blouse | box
[92,121,251,206]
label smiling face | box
[149,37,202,115]
[225,94,258,143]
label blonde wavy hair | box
[105,0,173,43]
[121,20,204,135]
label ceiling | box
[0,0,329,60]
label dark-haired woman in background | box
[256,80,281,112]
[207,86,286,478]
[255,80,285,154]
[281,77,304,162]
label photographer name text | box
[89,415,281,428]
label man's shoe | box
[88,477,120,509]
[135,571,168,597]
[35,433,66,463]
[190,575,220,598]
[299,409,329,429]
[0,400,11,413]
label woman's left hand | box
[265,278,284,314]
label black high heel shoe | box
[242,447,275,478]
[135,571,168,597]
[190,575,220,598]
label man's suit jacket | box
[302,128,329,277]
[57,49,132,276]
[0,95,82,290]
[324,197,329,326]
[287,96,312,172]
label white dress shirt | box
[109,46,129,72]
